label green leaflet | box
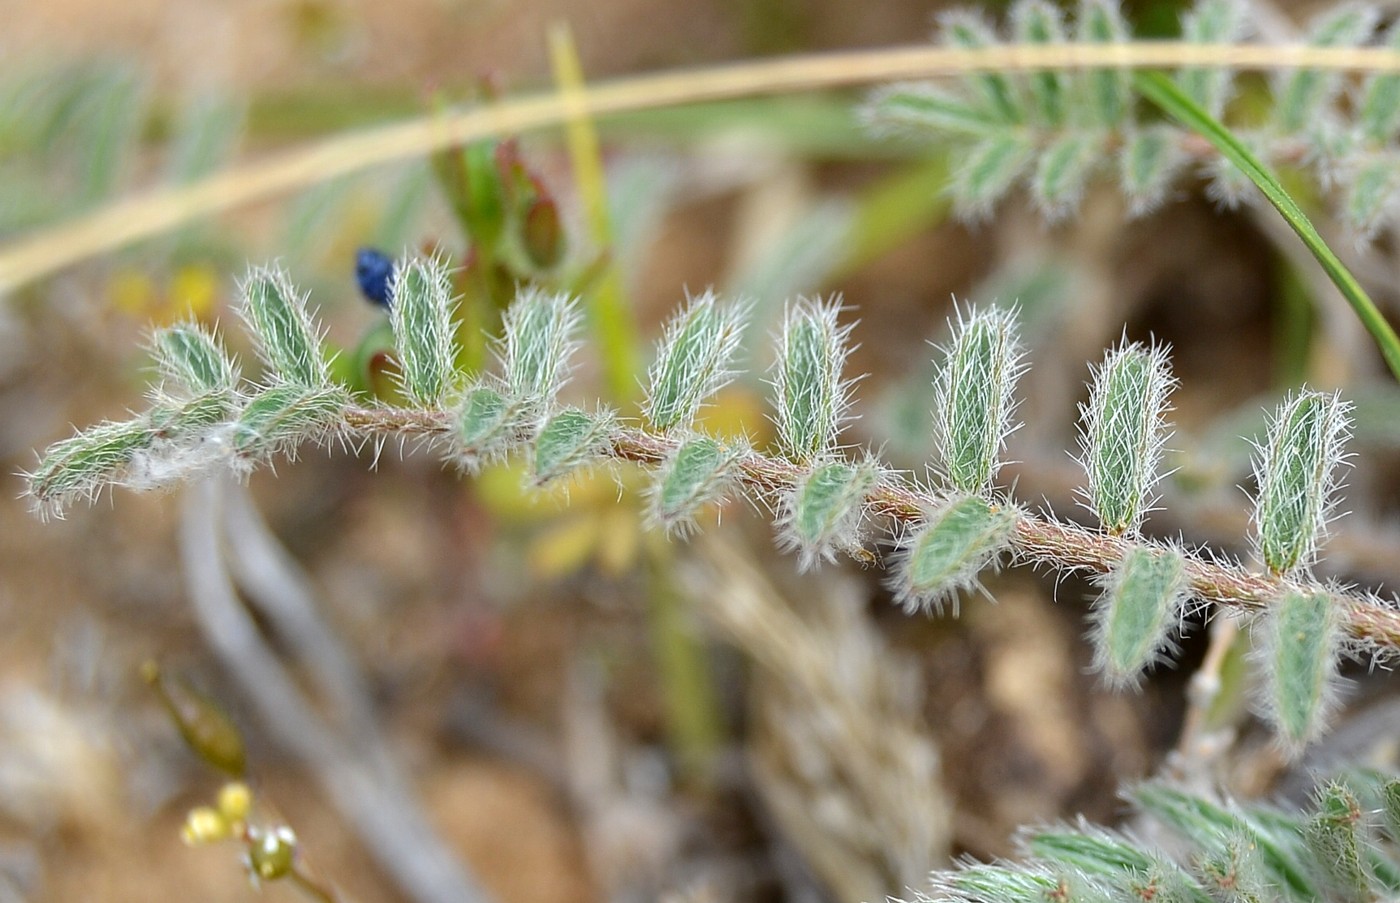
[502,288,580,404]
[645,292,747,431]
[1082,343,1175,535]
[1012,0,1069,127]
[532,408,615,483]
[937,305,1024,494]
[1131,783,1320,900]
[1261,589,1340,755]
[1274,5,1379,133]
[457,385,512,449]
[1119,127,1187,216]
[1359,22,1400,144]
[1342,155,1400,239]
[1076,0,1130,127]
[1253,390,1350,575]
[653,436,742,530]
[786,460,880,569]
[1031,130,1102,220]
[951,133,1034,218]
[896,494,1016,613]
[941,11,1023,123]
[775,299,850,460]
[149,392,239,439]
[1176,0,1247,116]
[152,322,239,396]
[29,419,156,511]
[1024,828,1212,903]
[230,385,346,458]
[1303,783,1373,903]
[865,84,1003,137]
[240,267,330,388]
[1093,546,1186,686]
[389,256,458,407]
[939,864,1063,903]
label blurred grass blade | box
[548,21,641,404]
[1134,70,1400,382]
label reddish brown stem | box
[340,407,1400,650]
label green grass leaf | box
[1134,70,1400,382]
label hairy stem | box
[338,405,1400,650]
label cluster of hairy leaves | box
[26,260,1367,755]
[865,0,1400,237]
[920,772,1400,903]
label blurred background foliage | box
[7,0,1400,901]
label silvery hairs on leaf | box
[1077,339,1177,536]
[951,134,1036,221]
[647,435,747,537]
[933,304,1026,495]
[1090,545,1188,687]
[228,383,348,467]
[27,419,158,517]
[1119,126,1190,217]
[500,286,581,407]
[891,493,1018,615]
[1273,4,1380,135]
[1177,0,1250,118]
[237,264,332,388]
[1011,0,1069,127]
[1251,388,1352,576]
[1304,782,1373,901]
[773,297,857,461]
[777,459,883,571]
[1031,130,1105,222]
[451,381,527,474]
[1254,588,1343,756]
[388,253,459,407]
[938,10,1024,124]
[150,321,240,398]
[1020,822,1197,896]
[645,290,748,432]
[531,407,617,485]
[1360,21,1400,146]
[1076,0,1131,127]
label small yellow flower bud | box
[181,806,230,845]
[247,826,297,881]
[217,781,252,824]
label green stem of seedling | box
[644,540,725,783]
[548,22,642,405]
[459,250,495,375]
[1134,70,1400,382]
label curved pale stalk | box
[4,42,1400,294]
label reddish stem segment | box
[341,407,1400,650]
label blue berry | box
[355,248,395,308]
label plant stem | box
[337,405,1400,651]
[1169,615,1241,774]
[548,22,642,404]
[6,42,1400,294]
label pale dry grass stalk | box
[4,42,1400,294]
